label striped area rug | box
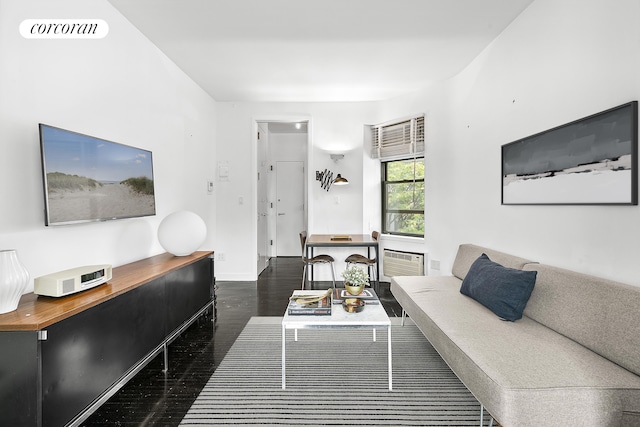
[180,316,487,426]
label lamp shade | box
[158,211,207,256]
[333,174,349,185]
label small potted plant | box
[341,265,369,295]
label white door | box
[256,124,269,275]
[276,161,304,256]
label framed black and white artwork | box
[502,101,638,205]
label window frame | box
[381,157,425,238]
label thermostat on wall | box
[34,264,112,297]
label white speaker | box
[34,265,112,297]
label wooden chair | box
[344,231,379,287]
[300,231,336,290]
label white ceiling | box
[108,0,534,103]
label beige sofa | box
[390,244,640,427]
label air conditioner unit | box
[383,249,424,277]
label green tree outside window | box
[382,158,424,236]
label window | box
[371,114,425,237]
[382,158,424,237]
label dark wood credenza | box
[0,251,215,427]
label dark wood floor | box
[82,257,402,426]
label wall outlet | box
[430,259,441,270]
[217,253,225,261]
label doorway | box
[256,121,308,274]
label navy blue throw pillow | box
[460,253,537,321]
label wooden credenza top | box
[0,251,213,331]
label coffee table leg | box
[388,326,393,391]
[282,323,286,390]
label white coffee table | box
[281,294,392,390]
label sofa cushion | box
[524,263,640,377]
[460,253,537,321]
[451,243,536,280]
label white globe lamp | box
[158,211,207,256]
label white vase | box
[0,250,30,314]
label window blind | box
[371,115,424,160]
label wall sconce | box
[316,169,349,191]
[333,174,348,185]
[315,153,348,190]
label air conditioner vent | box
[383,249,424,277]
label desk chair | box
[300,231,336,290]
[344,231,379,287]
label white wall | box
[215,0,640,287]
[374,0,640,285]
[13,0,635,290]
[0,0,217,293]
[215,102,376,280]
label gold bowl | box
[342,298,365,313]
[344,283,365,296]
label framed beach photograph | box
[502,101,638,205]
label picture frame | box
[501,101,638,205]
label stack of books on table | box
[287,289,332,315]
[332,288,380,305]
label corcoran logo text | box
[20,19,109,39]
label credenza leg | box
[162,342,169,373]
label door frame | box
[251,115,312,279]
